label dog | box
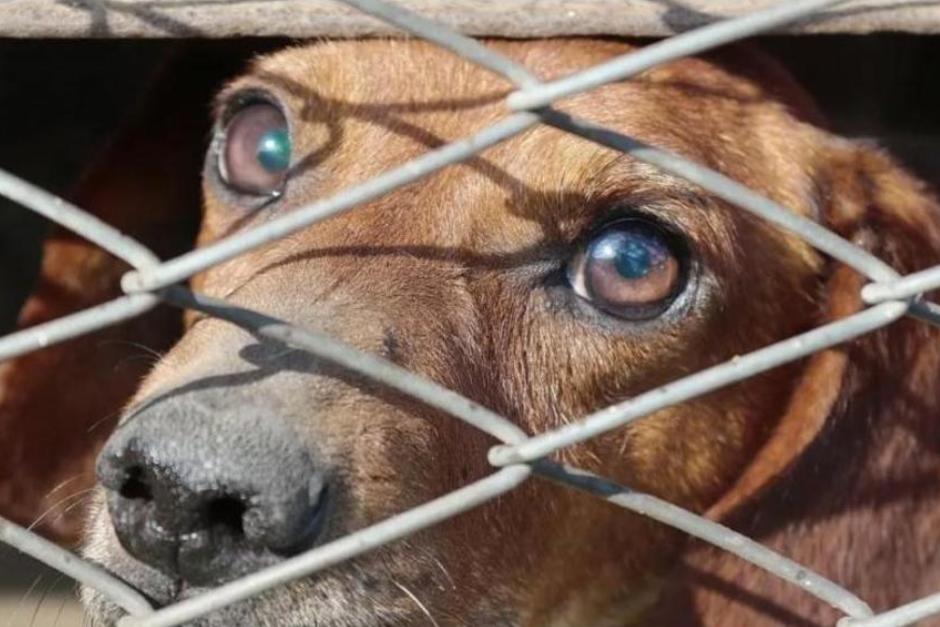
[3,38,940,626]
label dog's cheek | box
[340,403,444,520]
[621,364,802,509]
[494,264,808,513]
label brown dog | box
[3,38,940,626]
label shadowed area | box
[1,34,940,625]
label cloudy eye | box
[218,102,291,195]
[568,219,685,320]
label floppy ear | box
[651,142,940,624]
[0,45,250,544]
[706,141,940,522]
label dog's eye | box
[568,220,683,319]
[218,103,291,195]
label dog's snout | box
[97,400,328,586]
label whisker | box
[28,488,96,531]
[45,474,85,499]
[86,408,123,434]
[112,354,161,373]
[432,557,456,591]
[50,493,96,527]
[6,573,43,627]
[96,339,166,361]
[51,585,72,627]
[392,580,441,627]
[28,575,61,627]
[52,488,94,522]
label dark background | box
[1,34,940,624]
[4,35,940,331]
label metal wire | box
[120,112,540,294]
[0,169,159,270]
[840,593,940,627]
[539,110,902,283]
[506,0,851,112]
[335,0,541,87]
[0,517,153,617]
[488,300,907,467]
[2,0,939,625]
[160,287,529,446]
[0,294,158,362]
[863,264,940,303]
[117,465,531,627]
[532,461,874,620]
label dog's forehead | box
[206,39,822,263]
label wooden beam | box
[1,0,937,39]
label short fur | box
[2,39,940,626]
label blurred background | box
[0,41,166,626]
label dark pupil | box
[256,128,291,173]
[614,239,652,278]
[593,228,666,280]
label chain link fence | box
[1,0,940,625]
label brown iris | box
[218,102,291,195]
[568,220,683,319]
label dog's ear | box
[0,44,255,543]
[649,141,940,625]
[707,140,940,522]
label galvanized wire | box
[116,464,532,627]
[336,0,541,87]
[160,287,529,446]
[0,516,153,617]
[1,0,939,625]
[0,169,159,270]
[532,461,874,620]
[120,112,540,294]
[863,265,940,303]
[840,593,940,627]
[539,110,902,283]
[505,0,852,112]
[488,300,907,467]
[0,294,158,362]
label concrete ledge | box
[1,1,939,39]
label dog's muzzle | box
[96,393,329,586]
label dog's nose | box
[96,400,328,586]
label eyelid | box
[566,215,689,321]
[218,88,287,124]
[214,99,293,198]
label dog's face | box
[81,39,929,626]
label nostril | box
[206,496,247,538]
[98,415,331,586]
[118,466,153,501]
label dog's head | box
[79,40,940,625]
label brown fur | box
[2,39,940,626]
